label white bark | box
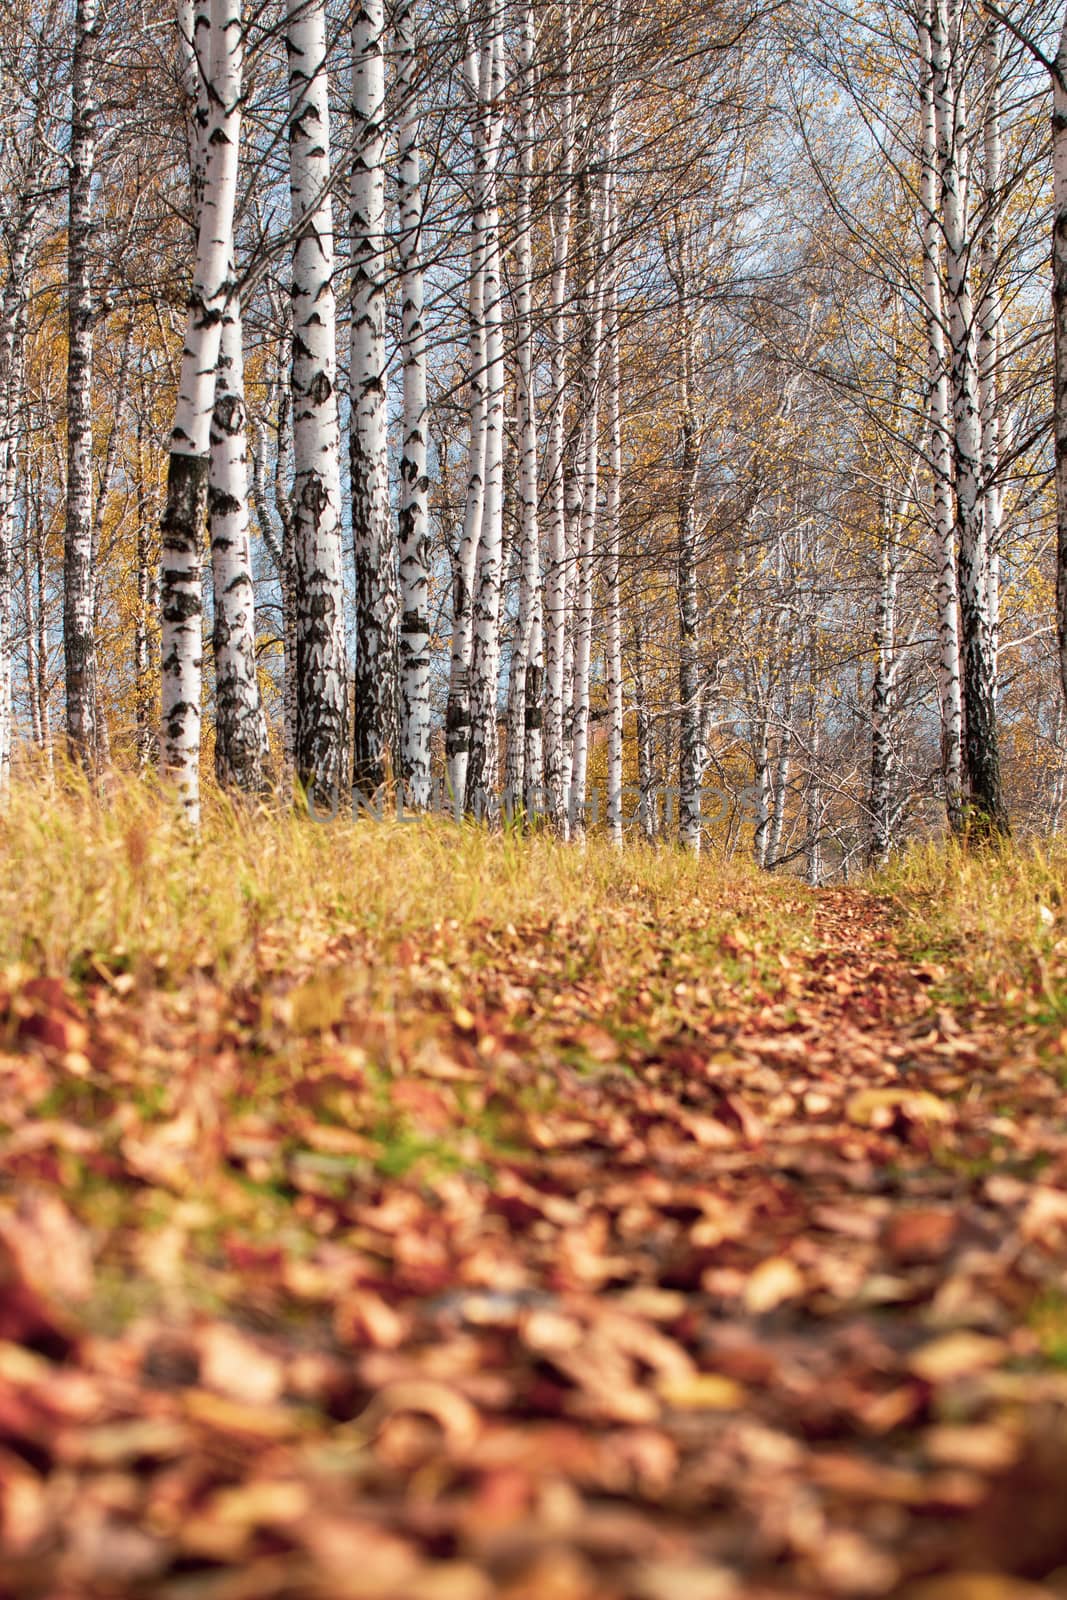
[161,0,243,825]
[287,0,347,804]
[210,293,265,792]
[542,0,574,836]
[932,0,1005,830]
[350,0,397,798]
[395,0,431,809]
[979,19,1002,698]
[464,4,506,820]
[504,0,539,816]
[64,0,99,765]
[445,10,489,810]
[0,300,24,797]
[568,180,603,838]
[673,238,704,853]
[605,261,623,847]
[919,3,963,831]
[1055,10,1067,715]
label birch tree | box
[287,0,347,804]
[918,2,964,831]
[931,0,1006,832]
[64,0,100,767]
[445,6,491,811]
[1054,8,1067,711]
[161,0,243,824]
[350,0,397,800]
[395,0,432,808]
[503,0,539,816]
[210,296,266,792]
[463,0,506,821]
[542,0,575,835]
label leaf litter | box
[2,879,1067,1597]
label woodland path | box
[1,883,1067,1599]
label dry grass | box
[872,836,1067,1021]
[0,770,813,990]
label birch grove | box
[0,0,1061,862]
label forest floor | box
[3,785,1067,1599]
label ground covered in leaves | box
[3,791,1067,1600]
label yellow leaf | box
[846,1087,953,1128]
[657,1373,747,1410]
[744,1256,804,1314]
[908,1332,1007,1384]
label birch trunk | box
[64,0,99,767]
[676,259,703,852]
[0,210,34,795]
[209,293,265,791]
[0,324,22,796]
[1053,13,1067,714]
[561,447,582,807]
[351,0,397,799]
[287,0,347,805]
[542,0,574,836]
[161,0,242,825]
[979,19,1002,698]
[395,0,431,808]
[868,490,901,865]
[135,408,156,770]
[504,0,539,817]
[753,707,770,867]
[919,3,963,831]
[932,0,1006,832]
[445,11,489,811]
[633,615,656,840]
[603,0,623,848]
[568,181,602,839]
[605,265,623,847]
[464,8,506,821]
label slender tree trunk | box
[980,19,1002,698]
[464,6,506,821]
[351,0,397,799]
[806,650,822,885]
[0,324,22,795]
[504,0,539,818]
[768,696,792,869]
[1053,13,1067,715]
[445,11,489,811]
[633,614,656,841]
[869,490,901,866]
[919,3,963,832]
[64,0,99,767]
[568,181,603,839]
[605,259,623,847]
[161,0,243,825]
[210,292,265,791]
[135,402,157,769]
[287,0,347,804]
[543,0,574,836]
[753,704,770,867]
[676,262,703,852]
[22,515,42,751]
[561,446,582,805]
[395,0,431,808]
[932,0,1005,832]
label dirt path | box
[2,886,1067,1599]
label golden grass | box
[0,770,810,989]
[871,836,1067,1017]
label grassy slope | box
[3,782,1067,1598]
